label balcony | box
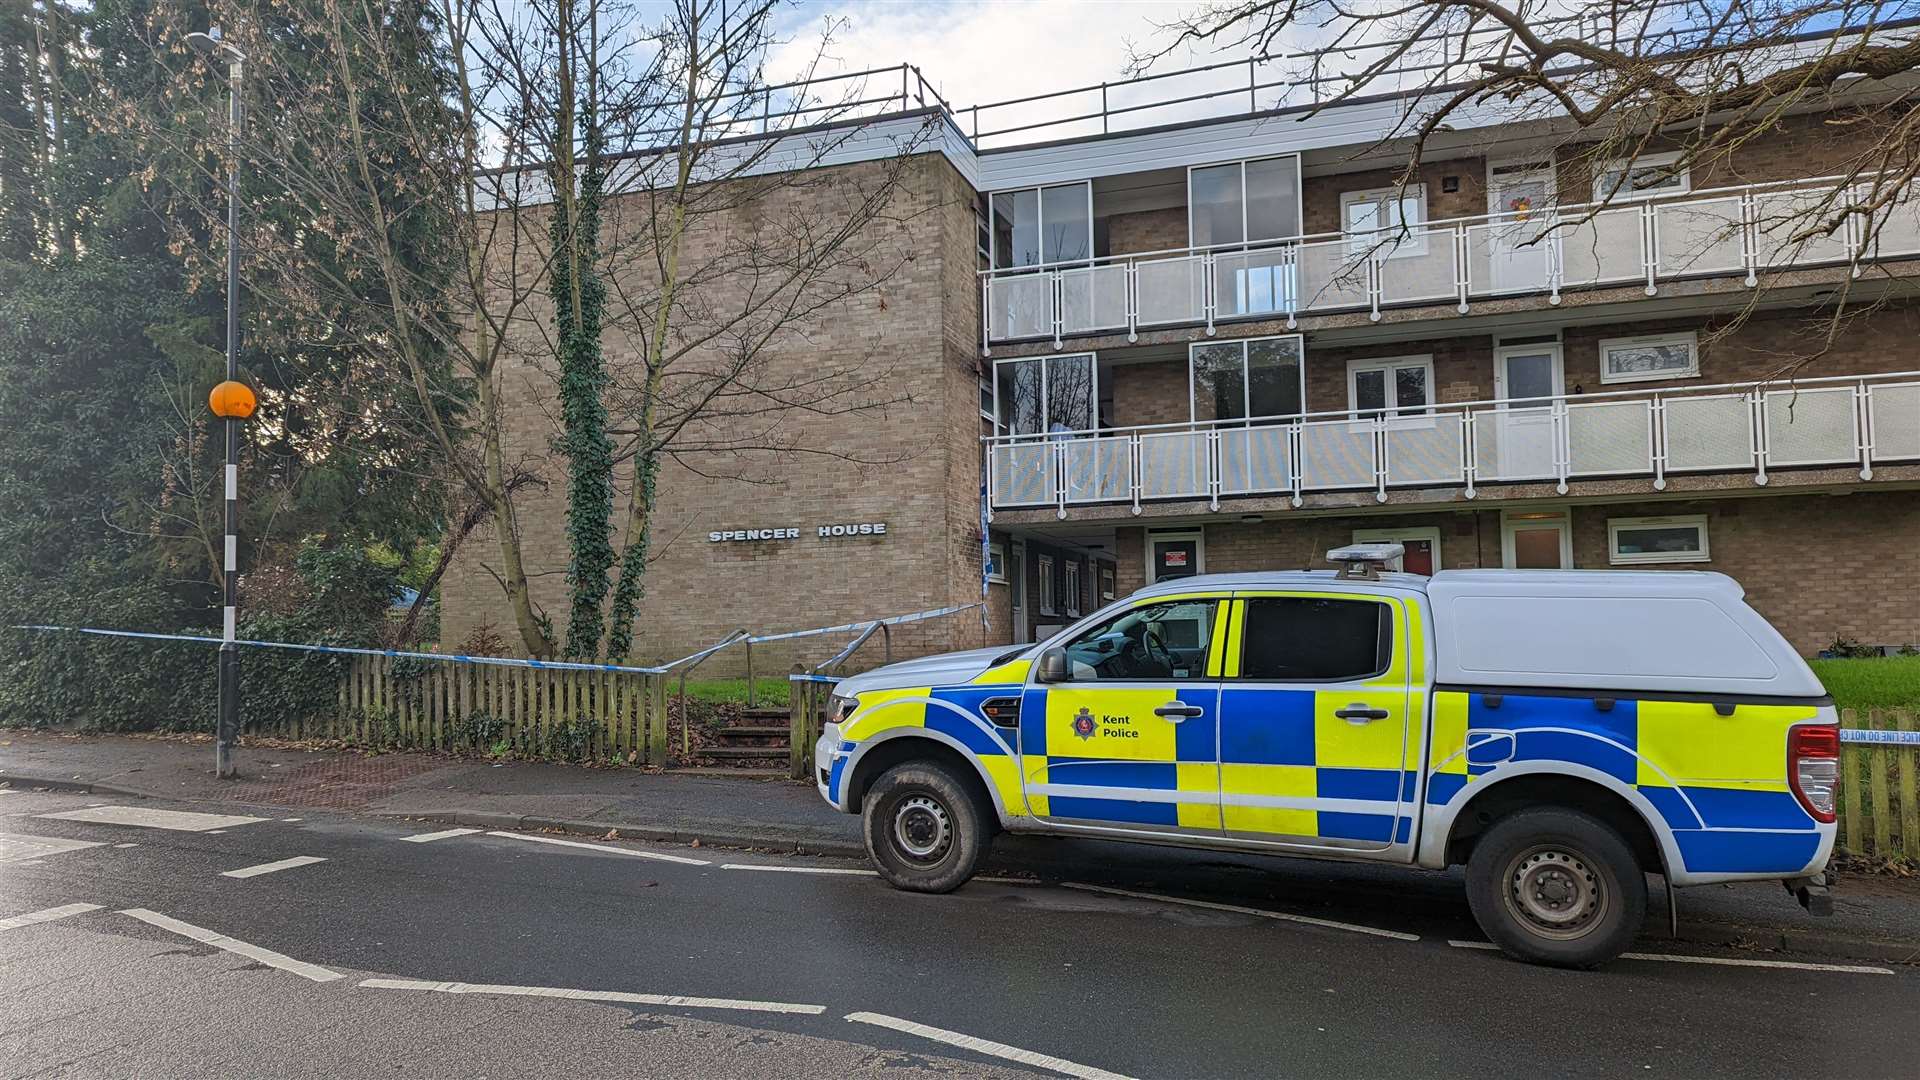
[984,370,1920,515]
[979,175,1920,351]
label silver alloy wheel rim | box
[1504,845,1606,941]
[892,794,952,864]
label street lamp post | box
[189,29,247,779]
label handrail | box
[817,620,892,678]
[985,368,1920,514]
[673,628,750,754]
[977,172,1876,280]
[982,369,1920,445]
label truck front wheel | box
[862,761,990,893]
[1465,807,1646,968]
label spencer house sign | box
[709,522,888,543]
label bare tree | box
[1148,1,1920,357]
[110,0,936,659]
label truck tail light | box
[1788,723,1841,824]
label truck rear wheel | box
[1465,807,1646,969]
[862,761,990,893]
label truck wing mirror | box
[1035,646,1069,683]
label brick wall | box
[440,152,996,670]
[1114,489,1920,656]
[1107,207,1188,256]
[1303,158,1488,236]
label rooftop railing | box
[979,174,1920,351]
[983,370,1920,516]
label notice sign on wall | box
[709,522,888,543]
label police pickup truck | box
[813,545,1840,968]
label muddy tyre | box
[863,761,990,893]
[1465,807,1646,968]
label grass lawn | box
[1809,655,1920,713]
[677,677,790,707]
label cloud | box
[765,0,1260,142]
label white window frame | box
[1098,563,1117,601]
[1607,514,1710,565]
[1186,154,1305,249]
[1346,355,1435,419]
[1500,508,1574,569]
[988,181,1094,270]
[1188,334,1307,423]
[992,353,1100,436]
[1598,331,1700,385]
[986,540,1008,584]
[1350,527,1442,572]
[1064,561,1082,617]
[1591,150,1690,202]
[1038,554,1057,615]
[1144,529,1206,584]
[1341,184,1428,258]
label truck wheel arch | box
[1425,764,1678,881]
[842,730,1008,828]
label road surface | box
[2,786,1914,1078]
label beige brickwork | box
[440,151,994,670]
[1112,489,1920,656]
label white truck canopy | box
[1424,569,1825,699]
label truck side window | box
[1061,599,1218,682]
[1239,597,1390,681]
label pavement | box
[2,785,1917,1079]
[2,730,1918,966]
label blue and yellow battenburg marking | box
[1425,690,1825,873]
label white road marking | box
[1062,882,1420,941]
[0,831,106,864]
[118,908,343,982]
[281,818,303,823]
[400,827,482,844]
[358,978,824,1015]
[0,903,102,931]
[845,1012,1134,1080]
[221,856,327,879]
[1445,939,1895,975]
[39,806,265,832]
[485,830,711,865]
[115,843,138,849]
[718,863,877,876]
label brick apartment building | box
[442,46,1920,667]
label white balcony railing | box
[979,175,1920,349]
[984,371,1920,515]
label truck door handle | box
[1336,704,1390,723]
[1154,703,1204,721]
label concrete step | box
[697,746,788,760]
[738,707,791,722]
[715,726,789,738]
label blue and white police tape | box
[13,601,984,679]
[1841,727,1920,746]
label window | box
[1502,509,1572,569]
[1608,515,1710,565]
[1147,531,1204,583]
[994,354,1098,435]
[1592,151,1690,202]
[1098,564,1116,601]
[1190,335,1306,423]
[1038,554,1056,614]
[1238,597,1391,682]
[1599,332,1699,384]
[1064,561,1082,617]
[991,182,1092,269]
[986,541,1007,584]
[1189,156,1303,247]
[1351,527,1442,575]
[1341,185,1427,258]
[1347,356,1433,419]
[1060,599,1219,681]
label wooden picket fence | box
[260,655,669,765]
[1838,708,1919,862]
